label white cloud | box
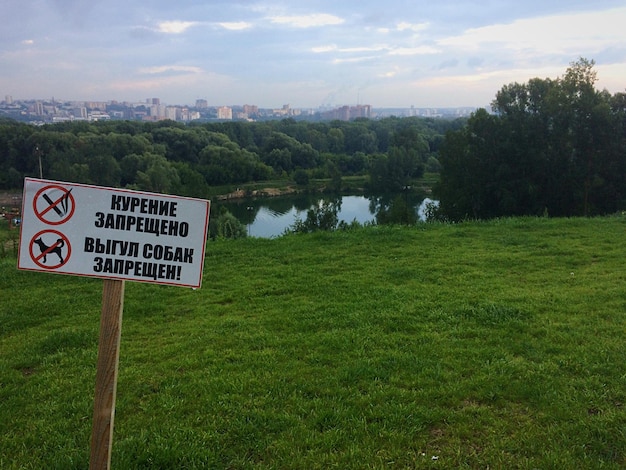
[157,21,198,34]
[218,22,252,31]
[311,45,338,53]
[388,46,440,56]
[396,22,429,33]
[268,13,344,28]
[312,44,387,54]
[332,56,379,64]
[380,69,399,78]
[21,39,35,45]
[342,45,387,53]
[438,7,626,56]
[413,66,566,95]
[138,65,202,75]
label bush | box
[293,169,310,186]
[209,208,248,239]
[287,200,339,234]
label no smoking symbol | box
[33,184,75,225]
[29,230,72,270]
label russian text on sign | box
[84,237,140,257]
[110,195,178,217]
[94,213,189,237]
[93,257,182,281]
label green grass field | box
[1,216,626,468]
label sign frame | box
[18,178,210,288]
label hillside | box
[1,217,625,468]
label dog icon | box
[33,237,65,264]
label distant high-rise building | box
[353,104,371,119]
[195,99,208,109]
[217,106,233,120]
[5,95,13,105]
[149,104,166,119]
[165,106,178,120]
[72,107,88,119]
[318,104,373,121]
[338,106,350,121]
[151,98,160,105]
[85,101,107,110]
[243,104,258,115]
[177,107,190,121]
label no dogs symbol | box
[33,184,75,225]
[29,230,72,270]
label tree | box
[89,154,121,187]
[0,167,22,189]
[171,162,207,198]
[325,160,342,193]
[0,113,456,194]
[199,138,265,184]
[288,199,341,233]
[293,169,310,186]
[437,58,624,220]
[375,194,417,225]
[386,145,424,189]
[327,128,345,153]
[135,153,179,193]
[262,132,319,171]
[560,58,603,215]
[438,107,528,219]
[367,126,427,192]
[120,154,143,187]
[264,148,292,174]
[344,125,378,154]
[210,207,248,239]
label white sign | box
[18,178,210,288]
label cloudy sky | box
[2,1,625,108]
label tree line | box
[6,58,620,225]
[0,115,461,196]
[436,58,626,220]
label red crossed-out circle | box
[33,184,75,225]
[29,229,72,270]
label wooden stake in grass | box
[90,279,125,470]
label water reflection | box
[219,194,435,238]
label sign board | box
[18,178,210,288]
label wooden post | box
[90,279,125,470]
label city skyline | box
[3,95,478,123]
[1,1,625,109]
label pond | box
[217,193,438,238]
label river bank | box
[0,192,21,206]
[214,186,299,201]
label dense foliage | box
[436,59,626,220]
[0,116,459,196]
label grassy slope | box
[1,217,625,469]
